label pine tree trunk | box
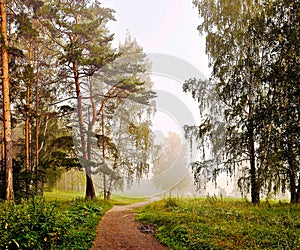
[101,112,107,200]
[1,125,5,199]
[25,49,31,195]
[1,0,14,201]
[73,62,95,199]
[35,67,39,195]
[25,43,32,196]
[1,126,4,173]
[71,12,95,199]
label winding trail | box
[91,200,169,250]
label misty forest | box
[0,0,299,249]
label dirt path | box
[91,200,169,250]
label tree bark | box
[1,125,4,173]
[296,174,300,204]
[101,112,107,200]
[289,168,296,203]
[73,62,95,199]
[1,0,14,201]
[1,125,5,199]
[287,142,298,203]
[87,79,123,200]
[35,64,39,195]
[25,44,32,196]
[248,79,259,205]
[249,127,259,204]
[71,12,95,200]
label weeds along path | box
[91,200,169,250]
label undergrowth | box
[0,197,111,249]
[136,196,300,249]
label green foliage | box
[0,197,111,249]
[1,0,156,201]
[191,0,300,204]
[252,0,300,203]
[137,198,300,249]
[39,128,81,191]
[182,79,226,190]
[89,35,156,196]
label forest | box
[0,0,157,202]
[0,0,299,248]
[0,0,297,204]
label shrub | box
[0,197,111,249]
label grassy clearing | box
[136,196,300,249]
[44,189,85,200]
[44,190,147,204]
[0,197,111,249]
[110,194,148,205]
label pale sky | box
[101,0,210,78]
[100,0,210,141]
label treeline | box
[184,0,299,204]
[0,0,155,201]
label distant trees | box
[190,0,300,204]
[152,132,191,192]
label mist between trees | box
[0,0,299,205]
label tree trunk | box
[249,128,259,204]
[71,12,95,199]
[87,80,123,200]
[101,112,107,200]
[1,0,14,201]
[287,142,298,203]
[73,62,95,199]
[35,66,39,195]
[248,80,260,205]
[1,125,4,173]
[289,169,297,204]
[1,125,5,199]
[25,44,32,196]
[296,174,300,204]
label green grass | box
[44,189,85,200]
[136,196,300,249]
[44,190,147,204]
[110,194,148,205]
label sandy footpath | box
[91,200,169,250]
